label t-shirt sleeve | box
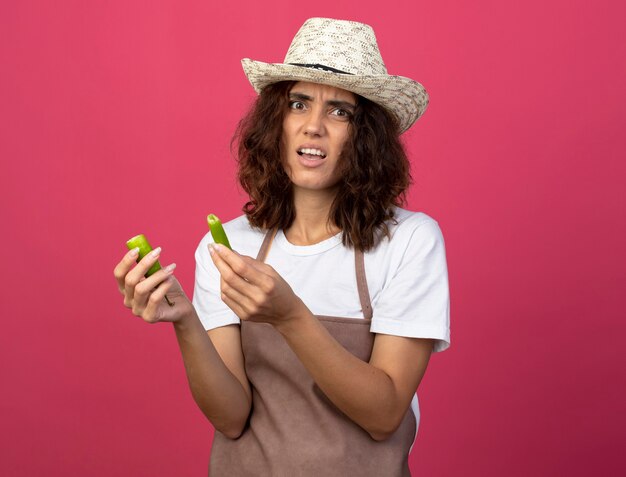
[370,217,451,352]
[191,233,241,330]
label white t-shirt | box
[193,207,450,352]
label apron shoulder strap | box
[255,228,373,320]
[256,228,277,261]
[355,249,373,320]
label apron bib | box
[209,230,416,476]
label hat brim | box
[241,58,428,133]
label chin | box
[287,168,342,192]
[292,180,341,193]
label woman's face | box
[281,81,356,195]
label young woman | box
[114,18,450,476]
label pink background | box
[1,1,624,475]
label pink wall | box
[1,1,624,475]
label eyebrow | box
[289,92,356,111]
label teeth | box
[298,148,326,157]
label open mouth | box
[297,148,327,159]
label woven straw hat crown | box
[283,18,388,76]
[242,18,429,132]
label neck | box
[285,187,341,245]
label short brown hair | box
[233,81,411,251]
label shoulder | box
[390,207,441,232]
[364,208,448,295]
[384,207,445,254]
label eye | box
[330,108,352,120]
[289,100,306,110]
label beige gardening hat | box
[241,18,429,133]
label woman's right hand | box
[113,247,193,323]
[114,245,252,437]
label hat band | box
[289,63,353,75]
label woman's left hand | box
[209,243,307,327]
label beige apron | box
[209,230,416,476]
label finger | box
[238,255,272,274]
[209,245,259,295]
[124,247,162,301]
[211,244,265,285]
[219,288,250,321]
[142,276,176,323]
[133,263,177,307]
[237,255,280,295]
[114,247,140,294]
[219,273,255,311]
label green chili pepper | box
[125,234,174,306]
[126,234,162,277]
[207,214,232,249]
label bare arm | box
[173,318,251,438]
[276,314,432,440]
[113,247,251,438]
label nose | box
[304,108,325,136]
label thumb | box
[239,255,270,273]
